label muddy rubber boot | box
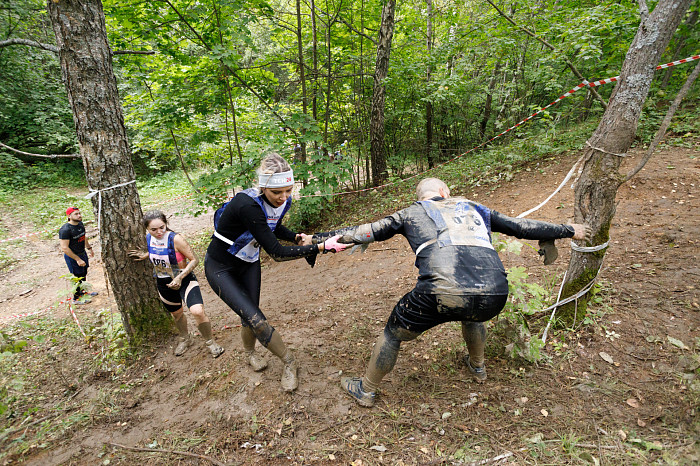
[247,351,268,372]
[205,339,225,358]
[281,356,298,392]
[464,355,487,383]
[174,336,190,356]
[340,376,376,408]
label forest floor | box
[0,142,698,465]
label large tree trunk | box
[47,0,169,341]
[559,0,693,326]
[369,0,396,185]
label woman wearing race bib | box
[205,152,347,392]
[129,211,224,358]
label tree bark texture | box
[47,0,169,340]
[369,0,396,185]
[560,0,693,325]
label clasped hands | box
[295,233,350,254]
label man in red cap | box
[59,207,97,304]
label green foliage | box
[0,154,85,192]
[85,310,132,372]
[0,188,94,236]
[491,234,549,362]
[0,331,45,416]
[0,1,77,156]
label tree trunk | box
[369,0,396,185]
[425,0,435,168]
[310,0,319,123]
[559,0,693,326]
[480,60,502,140]
[296,0,308,166]
[47,0,169,341]
[660,10,697,89]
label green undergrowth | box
[0,306,151,462]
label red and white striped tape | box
[67,300,88,340]
[0,229,52,244]
[0,298,71,324]
[298,53,700,199]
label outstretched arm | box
[312,210,407,246]
[490,210,589,241]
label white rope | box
[570,240,609,253]
[540,260,604,344]
[585,140,627,157]
[85,179,136,234]
[516,154,585,218]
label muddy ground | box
[0,142,698,465]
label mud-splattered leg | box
[461,321,487,382]
[363,326,420,392]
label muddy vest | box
[213,188,292,263]
[416,198,494,254]
[147,231,183,278]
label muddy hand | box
[128,250,148,261]
[571,224,592,242]
[167,277,182,289]
[323,235,350,253]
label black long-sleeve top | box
[318,196,574,296]
[207,192,320,263]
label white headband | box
[259,169,294,188]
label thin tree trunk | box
[425,0,435,168]
[168,129,199,193]
[480,60,502,140]
[369,0,396,185]
[212,1,243,166]
[559,0,693,326]
[660,10,697,89]
[296,0,308,167]
[310,0,319,122]
[47,0,168,341]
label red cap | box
[66,207,79,216]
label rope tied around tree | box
[85,180,136,234]
[585,140,628,157]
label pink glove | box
[323,235,350,254]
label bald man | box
[311,177,589,407]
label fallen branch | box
[465,448,528,466]
[0,414,56,443]
[0,38,154,55]
[575,443,619,449]
[0,141,80,158]
[106,442,228,466]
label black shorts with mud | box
[387,289,508,337]
[156,273,203,313]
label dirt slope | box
[2,142,699,465]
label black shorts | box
[156,273,203,313]
[386,289,508,334]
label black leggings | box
[204,254,275,345]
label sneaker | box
[205,340,225,358]
[247,352,268,372]
[464,355,487,383]
[84,291,99,297]
[281,359,298,392]
[174,336,190,356]
[71,297,91,305]
[340,376,376,408]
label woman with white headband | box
[205,152,347,392]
